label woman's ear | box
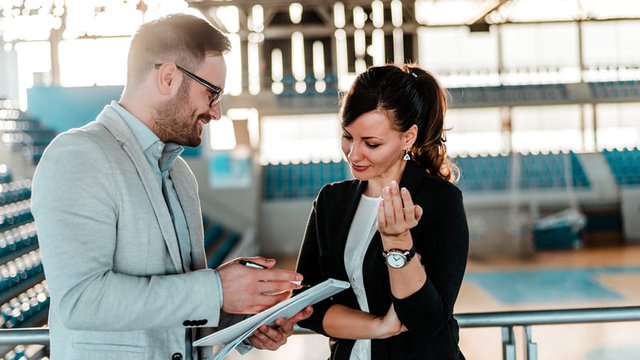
[403,124,419,148]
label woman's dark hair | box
[339,64,458,182]
[127,14,231,85]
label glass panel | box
[512,105,583,153]
[446,108,502,156]
[260,113,341,164]
[418,26,500,87]
[596,103,640,150]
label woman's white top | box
[344,194,381,360]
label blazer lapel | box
[96,107,184,273]
[333,181,367,278]
[170,160,207,270]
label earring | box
[403,149,411,161]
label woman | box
[295,64,469,359]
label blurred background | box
[0,0,639,359]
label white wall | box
[259,199,313,255]
[187,157,259,233]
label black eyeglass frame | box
[154,63,222,107]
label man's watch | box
[382,247,416,269]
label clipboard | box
[194,278,350,347]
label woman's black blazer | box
[296,160,469,360]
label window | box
[260,113,342,164]
[446,108,502,155]
[596,103,640,149]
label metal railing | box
[1,306,640,359]
[455,306,640,360]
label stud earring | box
[403,149,411,161]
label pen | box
[239,260,310,287]
[239,259,267,269]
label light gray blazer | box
[31,106,224,360]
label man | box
[31,14,311,360]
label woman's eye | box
[342,135,353,141]
[365,143,380,148]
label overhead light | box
[291,31,306,82]
[353,6,366,29]
[391,0,403,27]
[333,2,345,28]
[289,3,303,24]
[372,0,384,28]
[251,5,264,32]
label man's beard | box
[155,82,206,147]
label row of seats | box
[0,251,43,294]
[0,164,12,184]
[1,281,49,330]
[202,218,242,269]
[0,222,38,261]
[589,80,640,99]
[0,120,42,132]
[603,147,640,186]
[0,105,57,165]
[456,152,591,191]
[1,132,57,149]
[3,345,36,360]
[272,77,640,103]
[0,180,32,207]
[449,83,569,104]
[0,162,49,360]
[263,161,349,200]
[0,109,22,121]
[261,153,591,199]
[0,201,34,233]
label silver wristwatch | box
[382,247,416,269]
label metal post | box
[524,325,538,360]
[501,326,516,360]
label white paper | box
[194,278,350,348]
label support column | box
[49,5,67,86]
[524,326,538,360]
[501,107,513,153]
[501,326,516,360]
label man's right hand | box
[217,257,304,314]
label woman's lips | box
[351,164,369,172]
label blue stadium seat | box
[603,147,640,186]
[204,223,224,250]
[455,152,590,192]
[262,161,349,200]
[207,232,240,269]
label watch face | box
[386,251,406,269]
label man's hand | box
[217,257,304,314]
[245,306,313,350]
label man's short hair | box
[127,13,231,85]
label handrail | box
[0,328,49,345]
[1,306,639,357]
[455,305,640,327]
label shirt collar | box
[111,100,159,153]
[110,100,183,174]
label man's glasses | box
[154,63,222,107]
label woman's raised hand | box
[377,181,423,239]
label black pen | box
[239,260,310,287]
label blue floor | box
[465,267,640,304]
